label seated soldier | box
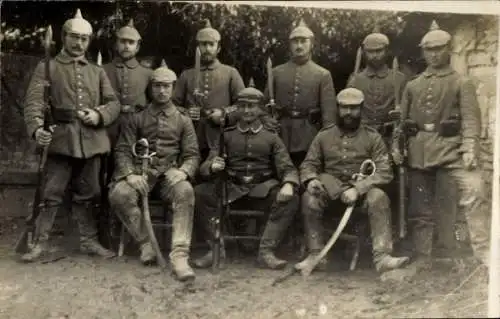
[108,61,199,281]
[297,88,409,273]
[193,84,300,270]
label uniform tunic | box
[395,66,481,170]
[300,124,393,200]
[347,65,407,130]
[112,102,199,184]
[25,51,120,159]
[265,60,337,154]
[173,59,245,151]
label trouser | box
[194,182,298,252]
[109,177,195,261]
[408,168,489,264]
[301,187,394,259]
[38,154,102,243]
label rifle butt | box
[212,237,221,273]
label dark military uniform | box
[194,119,300,268]
[394,65,488,264]
[102,57,152,146]
[173,59,245,154]
[108,102,199,267]
[266,60,337,164]
[347,66,407,143]
[24,49,120,259]
[297,88,409,272]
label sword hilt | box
[352,159,376,181]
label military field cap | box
[237,78,265,104]
[151,59,177,83]
[196,19,221,42]
[362,33,389,50]
[116,18,141,41]
[337,88,364,105]
[63,8,93,35]
[419,20,451,48]
[289,18,314,40]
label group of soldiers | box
[20,8,489,283]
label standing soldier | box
[346,30,407,145]
[173,19,245,160]
[193,84,300,269]
[298,88,409,272]
[265,19,337,167]
[392,21,488,270]
[103,18,152,148]
[22,9,120,261]
[108,61,199,281]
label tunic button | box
[204,90,209,95]
[427,95,432,99]
[426,102,431,106]
[79,103,83,107]
[248,152,252,155]
[78,95,82,99]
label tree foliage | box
[0,1,488,90]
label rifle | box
[211,111,228,273]
[390,57,407,239]
[15,25,53,254]
[132,138,168,268]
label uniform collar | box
[113,57,139,69]
[201,59,221,71]
[423,66,454,77]
[289,57,311,67]
[148,101,177,117]
[55,50,89,65]
[364,65,389,78]
[335,124,362,138]
[237,120,263,134]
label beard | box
[337,113,361,132]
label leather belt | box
[52,108,76,123]
[227,171,273,185]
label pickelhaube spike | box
[429,20,440,31]
[289,17,314,39]
[160,59,167,68]
[248,78,255,88]
[127,18,135,28]
[204,19,212,29]
[74,8,83,19]
[152,59,177,83]
[298,18,307,28]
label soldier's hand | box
[126,174,149,195]
[340,188,359,205]
[277,182,294,203]
[188,107,201,121]
[34,125,56,146]
[211,156,226,173]
[208,108,224,125]
[306,179,326,197]
[79,108,101,126]
[392,149,403,165]
[462,152,478,170]
[164,168,187,186]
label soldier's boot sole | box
[172,257,196,282]
[374,255,410,272]
[257,251,288,270]
[140,242,157,266]
[80,240,116,259]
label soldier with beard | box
[103,19,152,148]
[192,84,300,269]
[22,9,119,261]
[173,19,245,160]
[265,19,336,167]
[297,88,409,273]
[392,21,488,270]
[346,30,407,146]
[108,61,199,281]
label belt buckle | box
[121,104,132,112]
[423,123,435,132]
[242,175,254,184]
[290,110,301,117]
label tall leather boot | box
[295,198,327,271]
[258,220,289,270]
[169,199,195,281]
[21,205,59,262]
[410,224,434,271]
[74,202,115,259]
[368,204,409,272]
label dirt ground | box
[0,216,489,319]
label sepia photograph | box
[0,1,498,318]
